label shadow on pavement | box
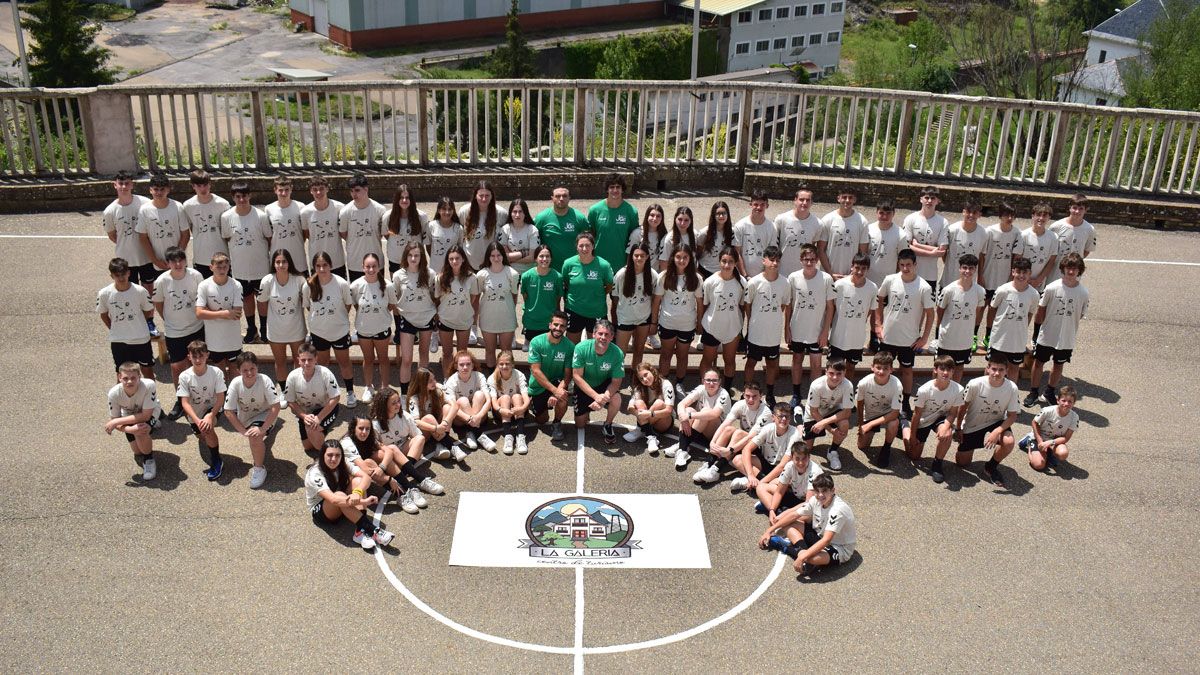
[797,551,862,584]
[123,451,187,491]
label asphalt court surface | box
[1,194,1197,672]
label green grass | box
[245,94,392,123]
[209,21,229,32]
[81,1,136,22]
[420,66,495,80]
[320,42,362,59]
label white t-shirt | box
[988,282,1039,354]
[1036,280,1089,350]
[695,226,733,274]
[775,210,825,278]
[476,267,520,333]
[103,196,150,266]
[752,423,799,465]
[700,274,745,344]
[805,375,854,422]
[683,385,733,416]
[913,379,965,427]
[339,199,387,273]
[877,274,934,347]
[339,436,371,471]
[107,378,161,420]
[1047,219,1097,285]
[285,365,340,412]
[733,216,778,277]
[382,208,429,267]
[1019,227,1059,288]
[221,207,272,280]
[435,273,480,331]
[487,370,529,398]
[392,267,438,328]
[855,373,903,421]
[258,273,307,344]
[265,201,308,273]
[498,222,541,274]
[902,211,948,283]
[373,413,420,447]
[807,494,856,558]
[195,277,243,352]
[135,199,189,263]
[787,270,835,344]
[865,222,911,286]
[980,224,1024,291]
[303,275,353,341]
[728,399,772,433]
[349,276,395,336]
[458,203,508,270]
[940,222,988,288]
[829,277,878,351]
[612,266,657,327]
[97,283,153,344]
[444,371,488,401]
[936,280,987,351]
[223,373,283,425]
[657,228,698,265]
[300,199,346,269]
[631,380,676,408]
[152,269,204,337]
[425,221,465,273]
[820,210,868,275]
[1034,405,1080,439]
[176,365,227,417]
[183,194,231,268]
[744,274,790,347]
[777,459,824,496]
[961,376,1020,433]
[304,463,332,508]
[655,275,703,332]
[628,227,664,262]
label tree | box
[21,0,116,87]
[1121,0,1200,111]
[1056,0,1123,31]
[486,0,537,78]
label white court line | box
[0,234,107,239]
[574,567,585,675]
[1087,257,1200,267]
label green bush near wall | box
[565,26,719,80]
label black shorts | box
[347,269,364,282]
[827,345,862,364]
[921,279,939,296]
[802,416,837,441]
[959,419,1008,453]
[530,389,560,417]
[937,347,972,366]
[912,415,947,443]
[524,328,548,342]
[194,262,213,279]
[235,278,261,299]
[436,319,471,333]
[129,262,158,286]
[775,489,803,511]
[388,261,402,275]
[659,325,695,343]
[358,327,392,341]
[310,332,353,351]
[699,328,724,348]
[123,414,161,443]
[573,378,612,417]
[789,340,823,355]
[566,309,598,336]
[296,404,341,441]
[110,340,155,369]
[187,408,224,434]
[802,525,847,565]
[331,266,348,279]
[880,342,915,368]
[617,320,651,333]
[395,315,432,337]
[1033,344,1073,364]
[697,266,716,279]
[311,501,337,524]
[984,288,997,304]
[746,341,780,361]
[165,328,206,364]
[988,347,1025,365]
[209,348,242,364]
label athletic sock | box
[985,458,999,472]
[355,513,376,535]
[931,458,944,473]
[679,431,692,453]
[399,379,409,394]
[343,377,354,392]
[639,423,652,434]
[245,314,255,333]
[985,324,993,339]
[258,315,268,337]
[399,462,419,479]
[783,543,800,558]
[793,383,806,397]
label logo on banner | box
[519,496,640,559]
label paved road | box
[0,194,1197,672]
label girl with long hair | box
[610,242,657,369]
[408,367,460,462]
[341,416,423,514]
[476,241,520,371]
[257,248,306,385]
[623,362,675,455]
[434,245,479,375]
[304,439,393,551]
[697,201,735,278]
[517,244,562,342]
[391,242,436,396]
[383,184,427,275]
[698,246,745,385]
[303,251,357,406]
[349,252,394,405]
[658,206,698,272]
[486,350,530,455]
[652,243,703,397]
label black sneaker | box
[243,330,259,345]
[166,400,185,421]
[931,466,945,484]
[765,395,778,410]
[1042,387,1058,406]
[1022,390,1041,408]
[982,464,1007,488]
[602,423,616,444]
[901,398,913,419]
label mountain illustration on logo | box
[519,496,639,559]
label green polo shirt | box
[588,199,639,273]
[527,332,575,396]
[519,267,563,332]
[561,255,614,319]
[534,206,590,271]
[571,338,625,389]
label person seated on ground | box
[408,367,460,462]
[571,318,625,445]
[487,350,531,455]
[802,359,854,471]
[726,402,801,492]
[624,362,675,456]
[904,355,964,483]
[1021,385,1079,472]
[105,361,162,481]
[754,445,824,523]
[759,473,857,575]
[950,356,1021,488]
[444,350,495,453]
[224,352,284,490]
[285,342,341,454]
[855,351,903,468]
[669,369,733,470]
[701,382,773,484]
[304,439,394,551]
[527,310,574,442]
[371,387,434,467]
[342,416,429,515]
[176,340,226,481]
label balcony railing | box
[1,79,1197,197]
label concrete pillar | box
[81,91,138,175]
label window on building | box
[1096,98,1108,106]
[809,33,822,45]
[791,35,805,48]
[812,3,826,15]
[759,8,773,21]
[830,1,843,12]
[1098,49,1107,63]
[773,37,788,50]
[756,39,771,52]
[737,9,752,24]
[795,5,808,16]
[827,31,840,43]
[776,6,790,19]
[823,65,837,76]
[735,41,750,55]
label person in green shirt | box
[561,231,615,344]
[534,186,590,272]
[527,311,574,441]
[519,244,563,341]
[571,319,625,444]
[587,173,639,273]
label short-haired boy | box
[953,357,1021,488]
[137,174,190,284]
[225,351,285,489]
[181,170,230,279]
[1020,203,1059,292]
[1020,385,1079,471]
[988,256,1039,385]
[102,171,155,329]
[939,198,988,291]
[818,187,868,280]
[1025,254,1089,407]
[743,245,791,406]
[902,185,948,291]
[300,175,348,278]
[784,243,835,415]
[339,172,387,282]
[176,340,226,481]
[774,187,825,278]
[729,402,800,493]
[759,473,857,575]
[194,252,244,381]
[220,182,272,343]
[874,248,934,415]
[733,189,778,278]
[152,246,205,420]
[865,199,910,287]
[696,382,771,484]
[97,257,155,380]
[105,361,162,480]
[904,355,965,483]
[265,175,309,275]
[828,253,877,381]
[855,351,903,467]
[935,253,986,382]
[976,201,1023,351]
[803,359,854,470]
[753,445,824,523]
[1045,194,1096,286]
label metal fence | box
[1,80,1197,196]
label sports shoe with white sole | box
[662,443,679,458]
[729,476,750,492]
[674,449,691,468]
[434,442,452,460]
[430,332,440,353]
[502,434,515,455]
[646,435,660,455]
[450,444,468,462]
[478,433,497,452]
[353,529,377,550]
[249,465,267,489]
[692,463,721,484]
[373,528,395,546]
[408,487,428,508]
[464,432,479,450]
[623,427,645,443]
[344,391,359,407]
[141,458,157,481]
[551,422,564,441]
[399,490,419,514]
[468,326,481,346]
[827,449,842,471]
[362,386,374,405]
[516,434,528,454]
[418,477,445,495]
[647,334,661,350]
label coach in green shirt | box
[528,311,574,440]
[519,250,563,338]
[588,173,639,273]
[561,232,614,344]
[535,186,590,272]
[571,318,625,444]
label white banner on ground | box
[448,492,711,569]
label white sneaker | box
[464,432,479,450]
[729,476,750,492]
[502,434,515,455]
[662,442,678,458]
[693,463,720,484]
[675,449,691,468]
[512,338,524,351]
[468,325,481,346]
[408,487,428,509]
[450,444,468,462]
[418,476,444,495]
[430,332,440,353]
[827,449,842,471]
[249,465,267,489]
[623,427,645,442]
[434,442,451,460]
[478,433,497,452]
[362,386,374,405]
[350,330,360,344]
[354,529,377,550]
[516,434,528,454]
[646,435,659,455]
[141,458,157,481]
[648,333,661,349]
[373,528,395,546]
[399,489,419,514]
[345,390,359,407]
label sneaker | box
[754,500,768,515]
[512,338,524,351]
[901,398,913,419]
[1018,435,1032,453]
[623,427,645,442]
[141,458,157,481]
[450,444,468,462]
[931,466,945,484]
[408,487,428,509]
[502,434,515,455]
[353,529,377,550]
[399,489,419,514]
[373,528,395,546]
[766,535,790,553]
[430,332,440,353]
[692,463,720,484]
[646,435,659,455]
[418,477,445,495]
[662,442,679,458]
[345,390,359,407]
[464,431,479,450]
[674,449,691,469]
[1042,387,1058,407]
[1022,390,1041,408]
[827,449,842,471]
[875,446,891,468]
[166,400,185,421]
[729,476,750,492]
[242,329,258,345]
[249,465,267,489]
[982,335,990,351]
[434,441,452,460]
[205,458,224,482]
[362,386,375,405]
[789,393,802,414]
[516,434,528,455]
[765,395,778,410]
[602,423,616,444]
[147,319,161,338]
[468,326,481,346]
[674,381,687,401]
[982,464,1007,489]
[478,432,497,452]
[971,335,979,353]
[350,330,360,344]
[647,333,661,350]
[550,422,564,441]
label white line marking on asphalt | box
[574,567,586,675]
[1087,257,1200,267]
[576,428,586,494]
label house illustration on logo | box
[552,503,628,542]
[521,497,638,559]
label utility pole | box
[10,0,31,87]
